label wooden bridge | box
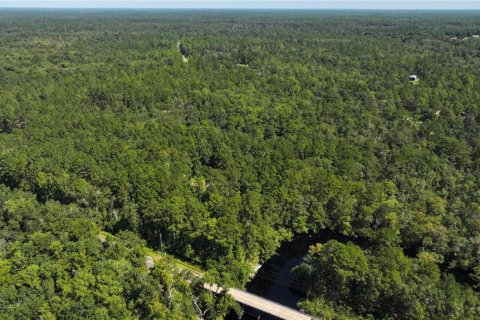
[146,255,314,320]
[203,283,313,320]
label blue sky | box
[0,1,479,9]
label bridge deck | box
[204,283,313,320]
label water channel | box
[226,231,348,320]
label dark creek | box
[227,232,349,319]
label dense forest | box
[1,9,480,319]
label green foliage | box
[0,10,480,319]
[0,187,234,319]
[295,241,369,302]
[298,298,368,320]
[294,241,480,319]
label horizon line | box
[1,7,480,10]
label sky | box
[0,1,479,9]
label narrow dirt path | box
[177,40,189,63]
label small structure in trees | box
[409,75,418,81]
